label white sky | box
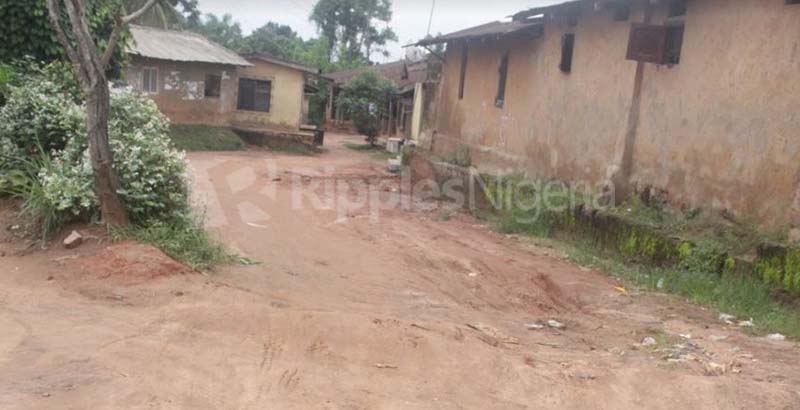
[194,0,560,62]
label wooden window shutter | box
[626,23,667,64]
[560,33,575,73]
[458,47,468,100]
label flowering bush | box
[0,77,85,154]
[0,70,189,233]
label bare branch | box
[45,0,80,68]
[102,0,159,68]
[63,0,103,83]
[122,0,159,24]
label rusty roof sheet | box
[128,25,251,66]
[326,59,428,88]
[512,0,624,20]
[241,53,320,75]
[413,19,543,46]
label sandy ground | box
[0,133,799,410]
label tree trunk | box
[86,81,129,226]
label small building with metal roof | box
[124,25,320,135]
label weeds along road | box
[0,133,799,410]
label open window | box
[458,47,468,100]
[237,78,271,112]
[495,51,509,108]
[141,67,158,93]
[560,33,575,73]
[626,23,684,65]
[204,74,221,98]
[626,0,685,65]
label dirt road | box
[1,133,798,409]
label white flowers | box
[2,84,189,225]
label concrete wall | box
[125,57,306,131]
[233,60,306,131]
[633,0,800,223]
[125,57,237,126]
[432,0,800,226]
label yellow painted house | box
[124,25,320,134]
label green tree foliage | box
[188,13,244,50]
[242,22,304,60]
[310,0,397,64]
[0,0,129,73]
[337,70,397,144]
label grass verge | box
[502,222,800,339]
[113,216,232,271]
[170,124,246,151]
[477,174,800,338]
[343,142,396,161]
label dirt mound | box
[69,241,192,285]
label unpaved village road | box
[1,133,799,409]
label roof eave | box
[129,52,252,67]
[241,54,320,75]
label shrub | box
[0,72,188,234]
[338,70,397,145]
[50,89,190,224]
[0,77,85,154]
[0,65,228,268]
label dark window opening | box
[664,24,684,65]
[237,78,271,112]
[458,47,468,100]
[401,64,409,80]
[560,33,575,73]
[613,2,631,21]
[668,0,687,17]
[204,74,221,98]
[626,23,684,65]
[626,23,667,64]
[786,0,800,4]
[495,51,509,108]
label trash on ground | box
[547,319,565,329]
[63,230,83,249]
[641,337,657,346]
[765,333,786,341]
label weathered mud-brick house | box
[326,58,430,139]
[125,25,319,136]
[417,0,800,227]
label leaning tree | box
[45,0,159,227]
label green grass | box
[553,237,800,339]
[475,174,800,339]
[343,142,384,151]
[343,141,396,161]
[169,124,246,151]
[113,216,232,271]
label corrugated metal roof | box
[128,25,251,66]
[241,53,320,75]
[326,59,428,88]
[512,0,623,21]
[413,20,543,46]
